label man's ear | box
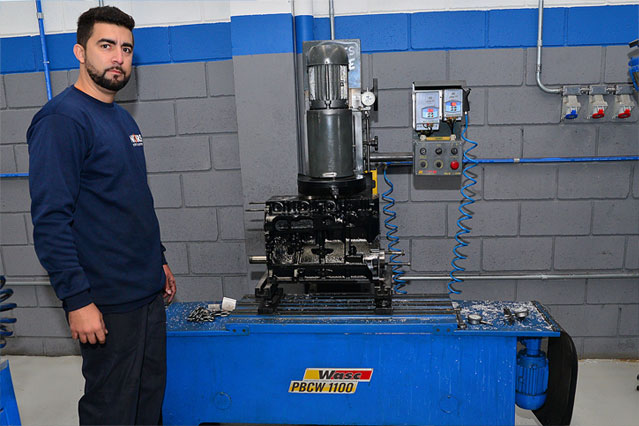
[73,44,85,64]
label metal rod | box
[6,272,637,287]
[369,152,413,163]
[329,0,335,40]
[249,256,268,264]
[404,273,639,281]
[536,0,561,94]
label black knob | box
[435,147,443,155]
[451,147,458,155]
[419,147,427,155]
[435,160,443,168]
[420,161,427,168]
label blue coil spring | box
[447,115,478,294]
[0,276,17,349]
[381,166,407,294]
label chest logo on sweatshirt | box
[129,134,143,147]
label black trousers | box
[79,294,166,425]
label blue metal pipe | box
[0,173,29,178]
[2,157,638,179]
[35,0,52,101]
[476,156,639,164]
[380,156,639,167]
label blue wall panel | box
[567,5,638,46]
[337,14,410,52]
[412,11,486,50]
[295,15,315,53]
[230,14,293,56]
[133,27,171,65]
[0,36,35,74]
[170,23,231,62]
[488,8,565,48]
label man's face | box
[82,22,134,92]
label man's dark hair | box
[77,6,135,47]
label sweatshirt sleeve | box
[27,113,93,312]
[161,244,168,265]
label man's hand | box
[163,264,176,304]
[68,303,108,344]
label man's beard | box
[86,61,130,92]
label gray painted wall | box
[0,45,637,358]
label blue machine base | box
[164,297,560,426]
[0,359,21,426]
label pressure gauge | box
[361,91,376,107]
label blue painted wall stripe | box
[170,23,231,62]
[326,14,411,52]
[230,14,293,56]
[1,36,35,73]
[567,5,638,46]
[412,11,486,50]
[134,27,172,64]
[2,5,637,74]
[295,15,315,53]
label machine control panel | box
[443,88,464,120]
[413,90,442,131]
[413,140,462,176]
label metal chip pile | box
[187,305,231,322]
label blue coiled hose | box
[0,276,16,349]
[447,115,478,294]
[381,165,407,294]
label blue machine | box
[0,359,20,426]
[164,297,577,425]
[163,40,578,426]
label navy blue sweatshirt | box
[27,86,165,313]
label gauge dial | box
[361,91,376,107]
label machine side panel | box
[164,330,517,425]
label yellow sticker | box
[289,368,373,394]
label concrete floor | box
[4,356,639,426]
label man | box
[27,6,176,425]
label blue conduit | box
[35,0,53,100]
[381,165,408,294]
[447,115,478,295]
[2,158,638,179]
[0,277,16,350]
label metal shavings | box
[187,306,232,322]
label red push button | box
[592,108,605,119]
[618,108,631,119]
[450,161,460,170]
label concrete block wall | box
[0,60,249,355]
[1,3,638,358]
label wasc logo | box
[129,134,143,147]
[289,368,373,394]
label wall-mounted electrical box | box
[412,82,467,180]
[413,89,442,131]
